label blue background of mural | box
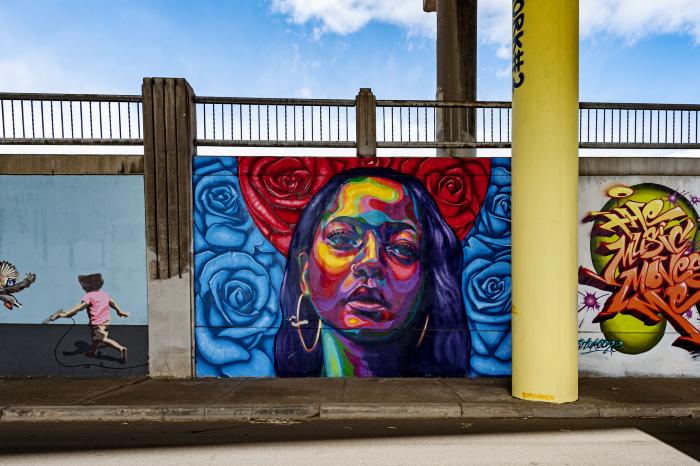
[193,157,284,377]
[462,158,512,376]
[193,156,513,377]
[0,175,148,325]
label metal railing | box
[579,102,700,149]
[0,93,143,145]
[376,100,511,149]
[194,96,356,148]
[1,89,699,151]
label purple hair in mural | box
[274,168,469,377]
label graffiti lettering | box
[578,338,624,355]
[512,0,525,89]
[580,193,700,351]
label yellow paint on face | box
[332,178,403,219]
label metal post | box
[355,88,377,157]
[426,0,477,157]
[511,1,579,403]
[142,77,196,378]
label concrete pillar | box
[141,78,196,378]
[511,0,579,403]
[356,88,377,157]
[425,0,477,157]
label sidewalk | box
[0,377,697,422]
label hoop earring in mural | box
[416,314,429,348]
[295,294,322,352]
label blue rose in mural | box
[195,250,282,377]
[462,243,511,324]
[462,158,512,377]
[193,157,254,251]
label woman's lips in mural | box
[343,285,394,325]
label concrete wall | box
[0,175,148,376]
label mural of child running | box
[55,274,130,362]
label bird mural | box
[0,261,36,310]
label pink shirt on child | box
[82,291,111,325]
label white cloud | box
[270,0,435,38]
[271,0,700,46]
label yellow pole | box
[511,0,579,403]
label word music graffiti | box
[579,186,700,351]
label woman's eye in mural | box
[325,222,360,250]
[386,239,418,264]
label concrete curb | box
[0,403,698,422]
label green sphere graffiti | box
[587,183,700,355]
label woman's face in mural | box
[304,176,424,335]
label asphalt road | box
[0,418,697,465]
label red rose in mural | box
[238,157,347,253]
[239,156,490,254]
[415,158,490,239]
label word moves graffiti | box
[579,183,700,354]
[194,157,512,378]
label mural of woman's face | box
[304,177,424,337]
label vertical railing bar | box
[99,102,103,138]
[69,101,74,138]
[382,107,386,142]
[579,108,582,143]
[266,105,270,141]
[60,101,65,138]
[21,100,26,138]
[0,100,4,138]
[301,106,305,141]
[30,100,35,138]
[88,101,93,138]
[336,106,340,142]
[408,106,412,141]
[633,110,636,143]
[346,106,349,142]
[11,100,16,138]
[238,104,242,140]
[128,102,132,139]
[594,108,598,143]
[391,107,395,142]
[137,102,141,139]
[626,109,629,143]
[212,103,216,140]
[490,107,494,142]
[79,101,84,138]
[51,100,54,139]
[673,110,676,143]
[424,107,428,142]
[109,102,113,139]
[508,107,511,142]
[309,106,313,141]
[118,101,122,139]
[40,100,45,138]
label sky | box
[1,0,699,103]
[0,0,699,157]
